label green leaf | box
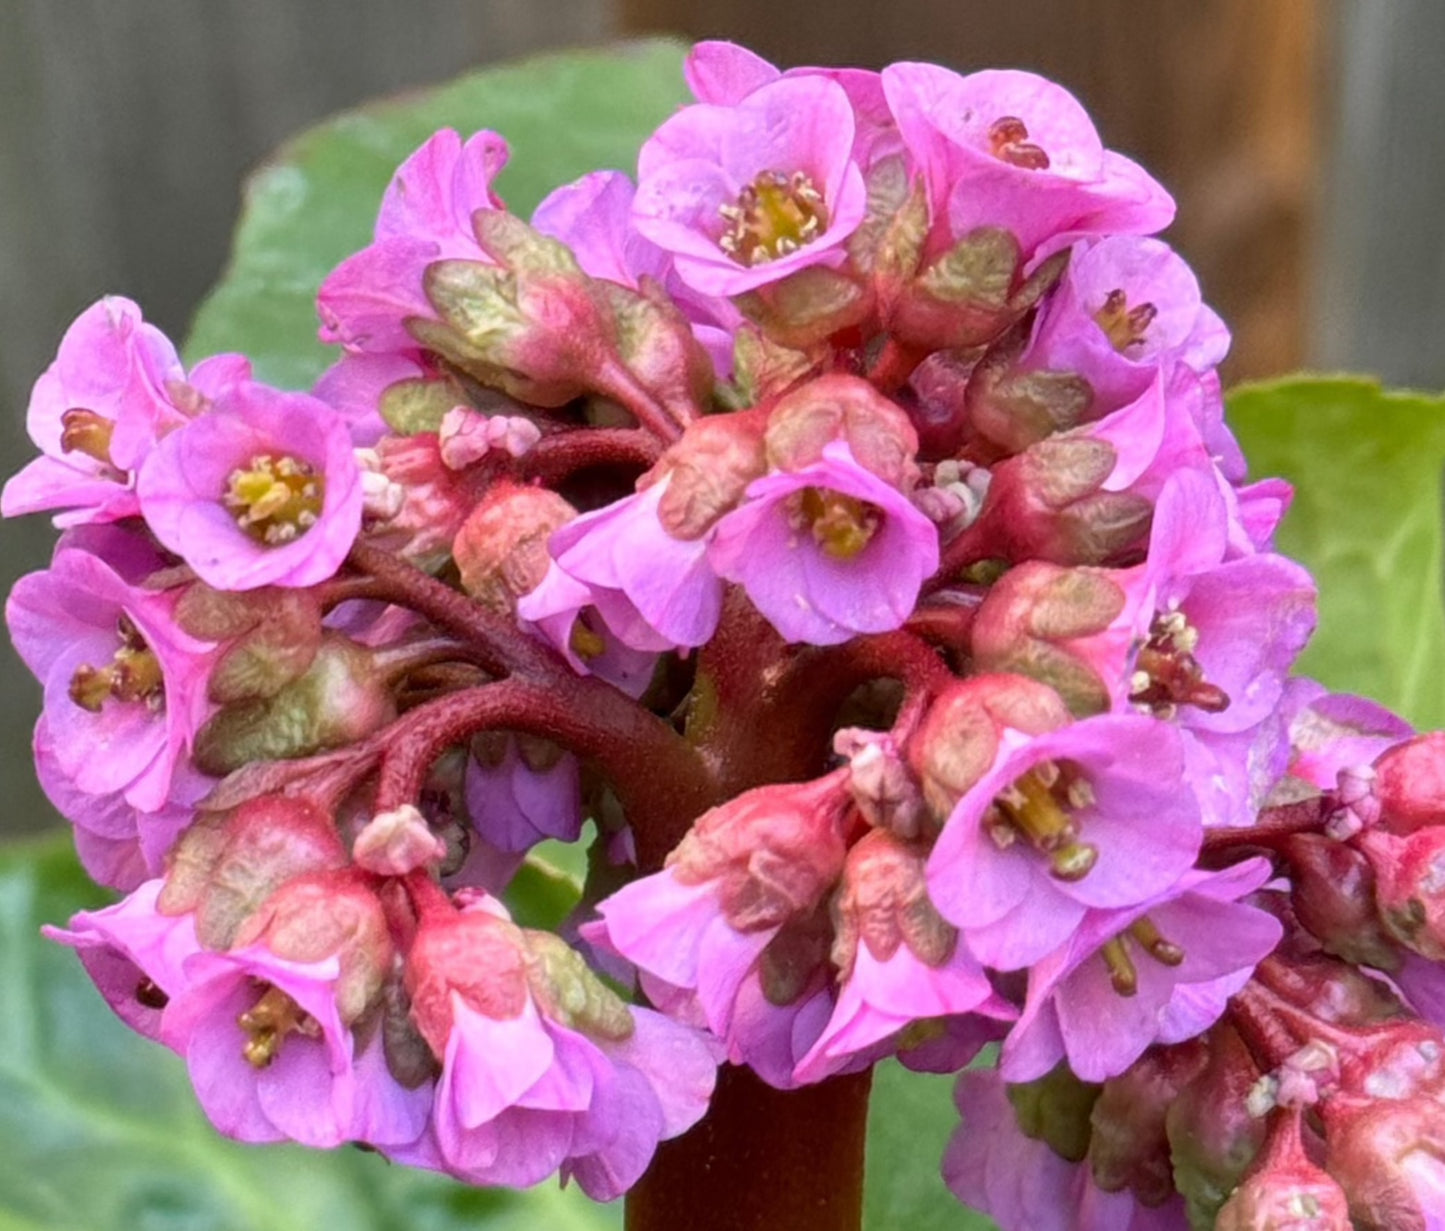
[1228,376,1445,727]
[184,39,690,391]
[0,835,617,1231]
[865,1062,997,1230]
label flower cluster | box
[9,38,1445,1227]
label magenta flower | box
[464,735,583,854]
[2,297,250,526]
[548,479,726,651]
[882,63,1174,262]
[707,441,939,646]
[793,831,1015,1085]
[136,381,363,590]
[1001,859,1281,1083]
[1025,236,1230,414]
[404,900,716,1197]
[587,775,851,1088]
[633,75,867,297]
[926,713,1202,970]
[7,539,214,817]
[317,129,508,354]
[944,1070,1188,1231]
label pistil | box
[793,487,881,560]
[59,408,117,466]
[1130,609,1229,718]
[718,170,828,267]
[68,613,165,713]
[987,762,1100,881]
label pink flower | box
[882,63,1174,262]
[1024,236,1230,414]
[587,775,851,1088]
[707,441,939,645]
[926,713,1202,970]
[318,129,508,354]
[2,296,250,525]
[548,478,726,650]
[633,75,867,297]
[1001,859,1282,1083]
[404,899,716,1197]
[8,538,214,817]
[136,381,363,590]
[793,831,1015,1084]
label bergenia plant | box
[9,37,1445,1231]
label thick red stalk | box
[626,1065,873,1231]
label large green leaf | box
[0,835,617,1231]
[184,40,691,391]
[1228,376,1445,728]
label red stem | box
[627,1065,872,1231]
[524,427,663,486]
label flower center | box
[238,984,321,1068]
[791,487,882,560]
[568,613,608,660]
[718,170,828,267]
[985,761,1098,881]
[1093,289,1158,353]
[223,452,325,546]
[1099,915,1185,996]
[68,612,165,713]
[1129,610,1230,719]
[987,116,1051,171]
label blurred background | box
[0,0,1435,832]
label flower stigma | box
[987,116,1051,171]
[718,170,829,267]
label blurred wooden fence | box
[2,1,1435,832]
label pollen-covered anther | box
[238,984,321,1069]
[718,169,829,267]
[788,487,882,560]
[1092,288,1158,353]
[988,762,1100,880]
[568,618,607,660]
[223,452,326,546]
[67,613,165,713]
[59,408,117,466]
[1130,609,1230,716]
[987,116,1051,171]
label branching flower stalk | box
[9,36,1445,1231]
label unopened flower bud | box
[160,794,348,949]
[1326,764,1380,839]
[649,411,767,539]
[830,829,956,978]
[971,561,1129,716]
[453,483,576,612]
[1216,1110,1351,1231]
[762,373,919,488]
[1358,826,1445,963]
[1323,1093,1445,1230]
[834,727,928,839]
[595,275,716,426]
[973,436,1153,566]
[909,674,1072,818]
[193,634,397,776]
[965,343,1094,457]
[437,408,540,470]
[1284,834,1400,970]
[353,804,447,876]
[175,583,324,704]
[734,264,871,350]
[1374,733,1445,835]
[364,433,483,568]
[1088,1041,1208,1206]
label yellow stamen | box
[59,408,117,466]
[569,619,607,660]
[988,116,1051,171]
[68,614,165,713]
[1092,289,1158,353]
[718,170,829,267]
[238,986,320,1069]
[223,452,325,547]
[1100,937,1138,996]
[795,487,881,560]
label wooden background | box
[0,1,1434,831]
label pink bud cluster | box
[7,38,1445,1225]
